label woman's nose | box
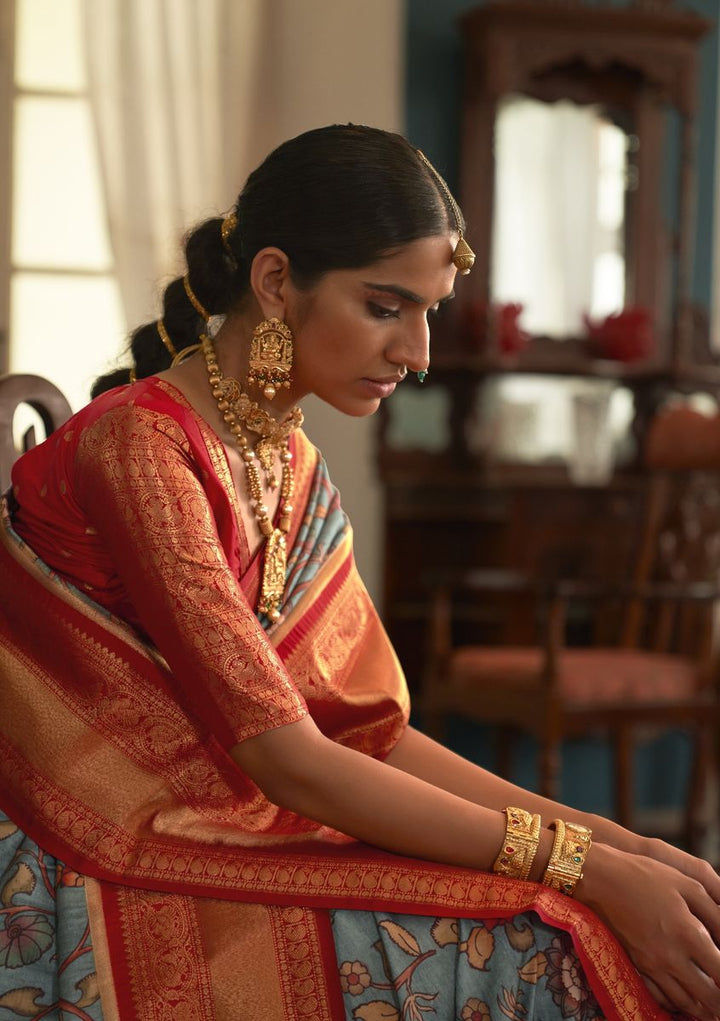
[388,319,430,374]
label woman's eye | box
[367,301,400,319]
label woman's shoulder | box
[82,377,191,419]
[77,378,197,446]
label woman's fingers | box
[644,902,720,1019]
[648,970,711,1021]
[638,975,674,1013]
[580,845,720,1019]
[683,952,720,1020]
[687,879,720,946]
[645,839,720,905]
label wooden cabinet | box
[378,1,719,689]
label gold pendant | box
[255,438,278,490]
[260,529,287,621]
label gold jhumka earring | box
[248,317,294,400]
[416,150,475,275]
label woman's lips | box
[361,377,402,398]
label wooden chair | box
[0,374,73,491]
[420,457,720,852]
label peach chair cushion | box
[645,405,720,470]
[448,646,699,706]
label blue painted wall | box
[406,0,719,309]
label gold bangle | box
[492,807,542,881]
[542,819,592,896]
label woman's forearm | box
[385,725,650,857]
[231,716,555,878]
[231,720,720,1021]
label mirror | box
[491,95,631,339]
[456,1,712,368]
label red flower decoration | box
[584,307,653,362]
[464,301,530,356]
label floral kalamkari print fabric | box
[1,807,607,1021]
[332,909,605,1021]
[0,813,103,1020]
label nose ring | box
[416,370,428,384]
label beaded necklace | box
[201,332,300,621]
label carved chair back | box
[0,374,73,492]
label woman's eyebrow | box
[363,282,456,304]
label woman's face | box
[285,235,457,417]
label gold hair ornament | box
[416,150,475,275]
[183,275,210,320]
[201,331,301,621]
[221,211,238,262]
[157,320,178,358]
[171,344,202,367]
[248,317,294,400]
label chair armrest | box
[423,567,543,595]
[552,577,720,603]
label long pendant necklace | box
[201,332,299,622]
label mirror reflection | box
[491,95,630,339]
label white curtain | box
[81,0,405,604]
[82,0,268,328]
[492,95,624,338]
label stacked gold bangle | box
[542,819,592,897]
[492,807,542,881]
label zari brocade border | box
[86,880,345,1021]
[0,518,667,1020]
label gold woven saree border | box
[0,735,652,1021]
[268,906,339,1021]
[112,887,215,1021]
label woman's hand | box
[577,842,720,1020]
[641,836,720,904]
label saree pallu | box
[0,388,670,1021]
[0,509,669,1021]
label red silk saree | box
[0,381,669,1020]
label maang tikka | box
[248,317,294,400]
[416,150,475,275]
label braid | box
[92,217,245,397]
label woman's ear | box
[249,248,291,320]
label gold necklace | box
[219,382,302,489]
[200,336,302,489]
[202,333,296,622]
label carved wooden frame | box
[458,0,712,367]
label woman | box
[0,125,718,1021]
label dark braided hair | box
[92,124,462,397]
